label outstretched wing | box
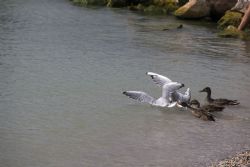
[146,72,172,87]
[123,91,155,105]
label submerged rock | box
[71,0,152,7]
[72,0,107,6]
[71,0,178,11]
[107,0,126,7]
[218,25,249,39]
[162,24,183,30]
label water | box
[0,0,250,167]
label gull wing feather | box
[170,88,191,108]
[162,82,183,99]
[184,88,191,103]
[167,102,177,108]
[146,72,172,87]
[123,91,155,105]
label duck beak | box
[199,89,204,92]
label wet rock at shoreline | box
[231,0,250,14]
[210,151,250,167]
[128,0,178,15]
[71,0,152,7]
[71,0,107,6]
[174,0,237,20]
[218,25,248,39]
[107,0,126,7]
[174,0,210,19]
[207,0,237,20]
[217,11,243,29]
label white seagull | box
[146,72,191,107]
[123,72,185,107]
[171,88,191,108]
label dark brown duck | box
[199,87,239,106]
[181,102,215,121]
[190,99,224,112]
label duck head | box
[179,102,188,108]
[199,87,211,94]
[190,99,200,108]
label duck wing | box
[146,72,172,87]
[201,104,224,112]
[200,111,215,121]
[214,98,239,106]
[188,105,215,121]
[196,108,215,121]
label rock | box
[207,0,237,20]
[144,5,169,14]
[72,0,152,7]
[178,0,189,6]
[174,0,210,19]
[217,11,243,29]
[174,0,237,20]
[129,0,178,14]
[72,0,107,6]
[107,0,152,7]
[210,151,250,167]
[218,25,242,37]
[162,24,183,30]
[231,0,250,14]
[218,25,249,39]
[107,0,126,7]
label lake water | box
[0,0,250,166]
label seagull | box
[146,72,191,107]
[171,88,191,107]
[123,73,185,107]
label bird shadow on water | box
[121,103,186,116]
[158,106,186,113]
[120,103,156,112]
[120,103,249,122]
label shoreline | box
[210,151,250,167]
[69,0,250,39]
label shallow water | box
[0,0,250,167]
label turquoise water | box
[0,0,250,166]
